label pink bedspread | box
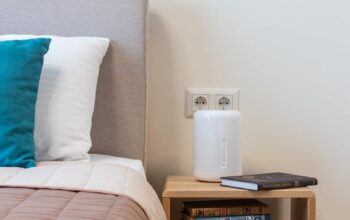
[0,188,148,220]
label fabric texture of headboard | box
[0,0,148,162]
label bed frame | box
[0,0,148,163]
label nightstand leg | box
[291,197,316,220]
[162,197,171,220]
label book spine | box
[258,178,317,190]
[191,214,271,220]
[187,206,270,217]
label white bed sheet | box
[89,154,146,177]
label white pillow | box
[0,35,110,161]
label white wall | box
[147,0,350,219]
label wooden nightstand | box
[162,176,316,220]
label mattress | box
[0,161,166,220]
[89,154,146,177]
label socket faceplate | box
[186,88,239,117]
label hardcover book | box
[182,213,271,220]
[183,199,270,217]
[221,172,318,190]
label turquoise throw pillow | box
[0,38,51,168]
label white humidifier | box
[193,110,242,182]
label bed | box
[0,0,166,219]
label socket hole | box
[194,96,207,105]
[218,97,231,106]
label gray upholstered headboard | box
[0,0,148,162]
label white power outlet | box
[192,94,209,112]
[216,95,234,110]
[186,88,239,117]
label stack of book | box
[182,199,271,220]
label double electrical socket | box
[186,88,239,117]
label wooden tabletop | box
[162,176,315,199]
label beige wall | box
[147,0,350,219]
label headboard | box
[0,0,148,162]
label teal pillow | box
[0,38,51,168]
